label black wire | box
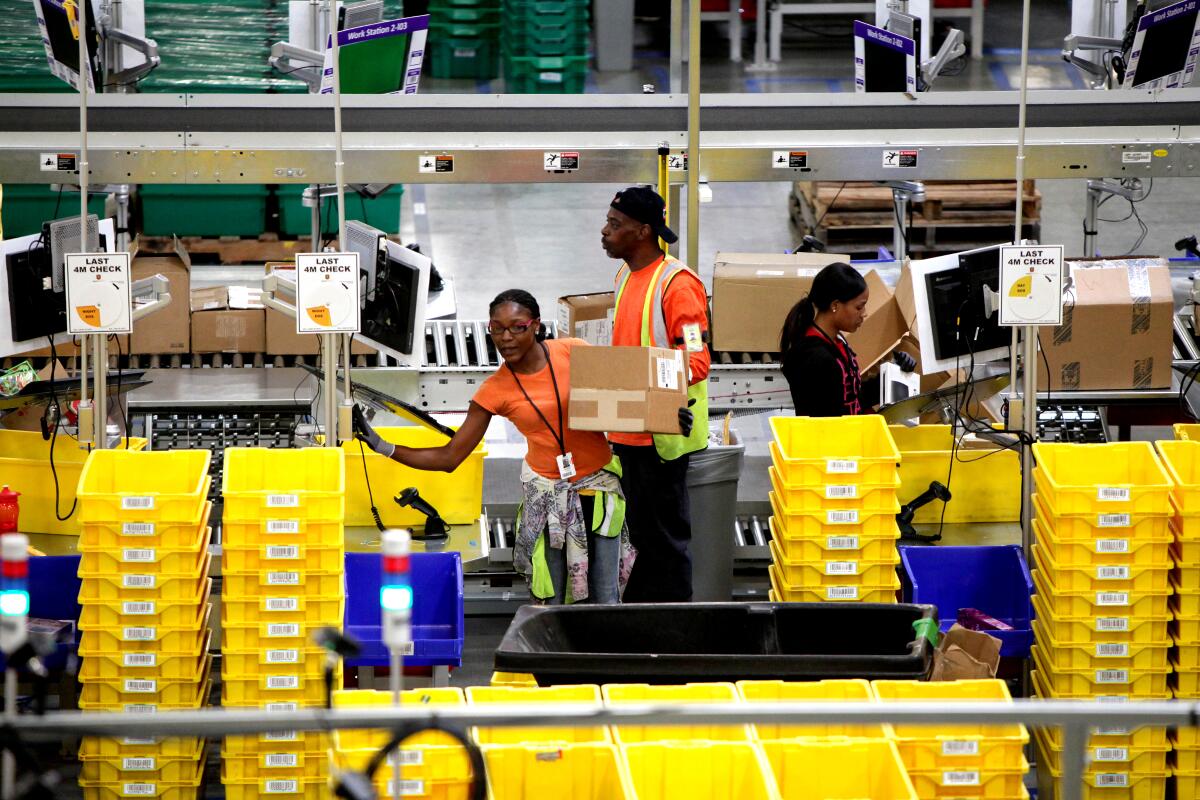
[46,336,81,522]
[363,723,487,800]
[359,438,385,532]
[51,185,64,220]
[359,193,370,229]
[812,182,847,231]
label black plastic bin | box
[494,601,936,685]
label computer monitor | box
[33,0,104,92]
[854,20,918,93]
[909,244,1012,373]
[1124,0,1200,89]
[319,14,429,95]
[343,220,430,367]
[1,216,114,356]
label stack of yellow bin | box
[1155,440,1200,795]
[220,447,346,800]
[1031,442,1173,800]
[74,450,214,800]
[767,416,902,603]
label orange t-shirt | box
[471,338,612,482]
[610,255,711,447]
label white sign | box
[999,244,1064,326]
[65,252,132,334]
[295,252,361,334]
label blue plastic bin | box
[899,545,1033,658]
[344,551,465,668]
[0,555,80,671]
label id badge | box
[682,322,704,353]
[556,452,577,480]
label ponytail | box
[778,262,867,357]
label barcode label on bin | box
[124,653,157,667]
[1094,748,1129,762]
[390,781,427,796]
[267,623,300,637]
[123,627,155,641]
[264,780,299,794]
[826,536,860,550]
[1098,487,1131,502]
[1097,774,1129,787]
[122,522,156,536]
[1096,643,1129,657]
[265,598,299,612]
[825,485,857,499]
[1096,539,1129,553]
[122,549,155,563]
[1096,591,1129,606]
[266,676,299,690]
[124,704,157,714]
[1097,566,1130,580]
[124,679,157,693]
[826,510,859,524]
[121,496,155,510]
[123,575,156,589]
[1096,669,1130,684]
[267,494,299,508]
[396,750,424,765]
[265,703,297,713]
[826,459,859,474]
[122,758,155,771]
[266,649,299,664]
[263,730,298,742]
[121,738,157,746]
[941,741,979,756]
[1096,617,1129,631]
[827,586,858,600]
[122,601,156,615]
[267,572,300,586]
[264,754,298,768]
[122,783,156,796]
[1098,514,1131,528]
[267,520,301,534]
[265,545,299,560]
[941,771,980,786]
[825,561,858,575]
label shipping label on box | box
[568,346,686,434]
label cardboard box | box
[846,270,908,373]
[568,346,687,434]
[1037,259,1173,391]
[711,252,850,353]
[931,624,1001,681]
[189,286,228,312]
[557,292,615,346]
[130,246,191,355]
[191,309,265,354]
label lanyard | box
[508,341,567,457]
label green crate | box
[503,30,590,56]
[503,0,589,13]
[503,53,588,93]
[139,184,269,237]
[429,6,502,24]
[430,19,503,39]
[276,185,405,238]
[429,35,501,79]
[0,187,108,239]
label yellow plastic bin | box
[80,500,210,549]
[1032,594,1170,645]
[79,521,211,577]
[768,416,901,486]
[221,543,344,573]
[222,595,344,628]
[332,688,466,754]
[768,562,899,603]
[603,682,751,744]
[761,739,917,800]
[466,685,608,745]
[78,578,211,629]
[79,602,209,654]
[1031,568,1170,621]
[222,569,344,600]
[222,447,345,521]
[1031,543,1170,595]
[79,551,213,603]
[77,449,210,524]
[770,518,899,563]
[1034,727,1168,775]
[905,763,1028,799]
[222,777,329,800]
[767,537,898,589]
[220,750,329,781]
[1155,440,1200,513]
[889,424,1019,523]
[80,735,205,760]
[483,743,633,800]
[1031,442,1172,515]
[489,672,538,687]
[769,491,903,540]
[78,629,211,682]
[342,427,484,527]
[735,679,885,741]
[78,757,204,800]
[1031,646,1170,697]
[621,741,781,800]
[767,464,899,514]
[1031,620,1169,671]
[221,648,328,680]
[222,670,336,707]
[79,738,205,783]
[1034,491,1171,542]
[1032,505,1172,566]
[1035,736,1167,800]
[1175,423,1200,441]
[0,429,146,535]
[80,655,212,708]
[221,517,344,549]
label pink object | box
[0,485,19,535]
[957,608,1014,632]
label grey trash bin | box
[687,425,744,602]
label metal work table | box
[125,367,318,410]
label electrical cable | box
[362,724,486,800]
[45,335,81,522]
[808,182,847,233]
[358,438,385,532]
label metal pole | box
[685,0,700,271]
[892,189,909,260]
[1015,0,1036,556]
[2,670,15,800]
[1062,722,1087,800]
[323,334,338,446]
[390,651,404,800]
[330,2,353,439]
[78,0,90,417]
[1083,185,1099,258]
[669,0,683,94]
[96,335,109,446]
[311,187,321,251]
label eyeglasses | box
[487,320,537,336]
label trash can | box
[687,426,745,602]
[493,601,936,685]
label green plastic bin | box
[502,53,588,93]
[429,36,501,79]
[276,185,405,238]
[139,184,270,237]
[1,187,108,239]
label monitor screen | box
[358,238,430,365]
[320,14,429,95]
[924,246,1010,365]
[854,20,917,93]
[1125,0,1200,88]
[34,0,104,91]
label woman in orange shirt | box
[355,289,634,605]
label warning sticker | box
[667,153,688,171]
[544,152,580,172]
[772,150,809,169]
[40,152,77,172]
[882,149,918,168]
[418,154,454,173]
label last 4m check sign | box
[65,252,132,335]
[295,252,361,334]
[999,244,1064,327]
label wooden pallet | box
[137,233,407,265]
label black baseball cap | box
[611,186,678,244]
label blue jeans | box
[542,494,622,605]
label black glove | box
[893,350,917,373]
[678,399,696,437]
[353,404,395,458]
